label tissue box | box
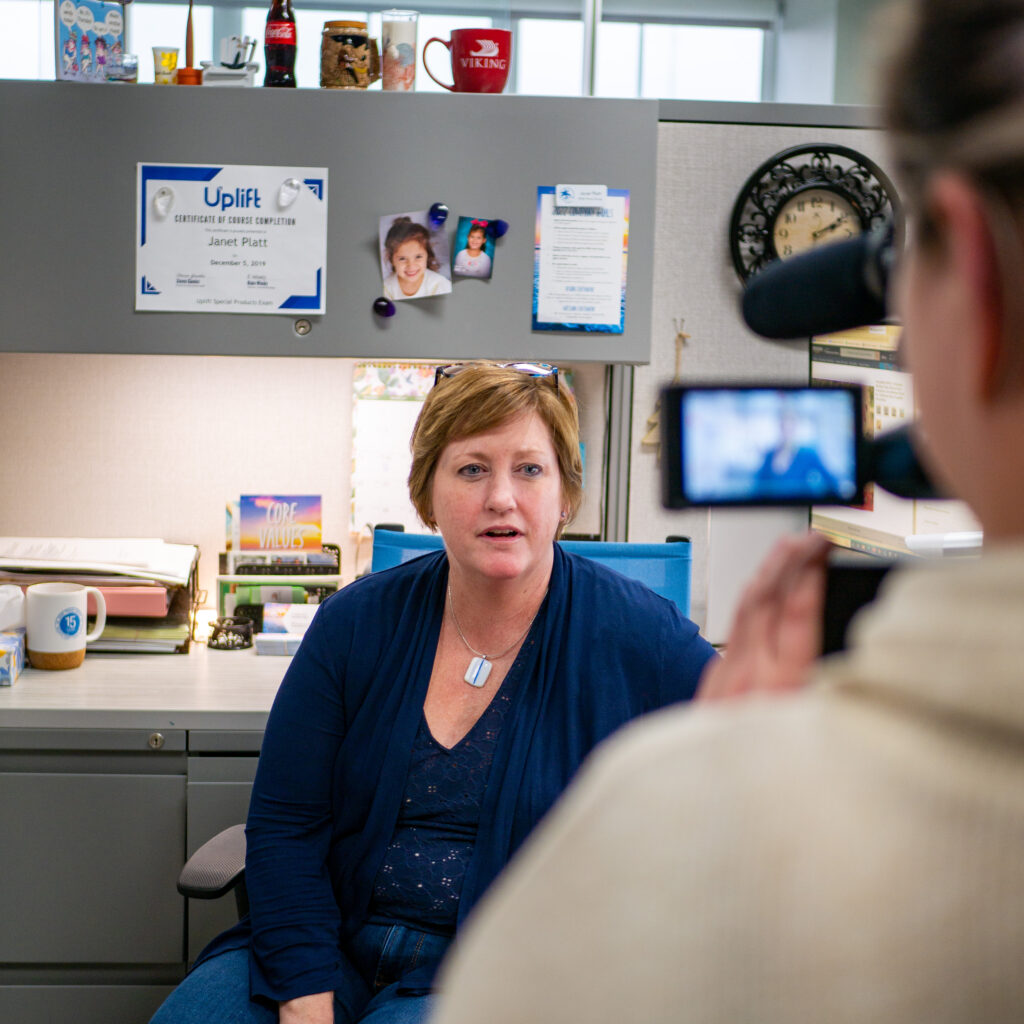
[0,628,26,685]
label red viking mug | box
[422,28,512,93]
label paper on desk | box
[0,538,198,586]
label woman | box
[428,4,1024,1022]
[152,361,715,1023]
[752,402,839,499]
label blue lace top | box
[368,651,526,935]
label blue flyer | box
[532,184,629,334]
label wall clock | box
[729,143,900,282]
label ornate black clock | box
[729,143,900,282]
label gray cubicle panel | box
[0,81,656,363]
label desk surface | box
[0,643,289,730]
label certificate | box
[136,163,328,314]
[532,185,629,333]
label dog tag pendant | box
[464,656,492,688]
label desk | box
[0,644,289,730]
[0,646,290,1024]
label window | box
[130,2,213,83]
[637,23,764,101]
[516,18,583,97]
[10,0,768,102]
[241,6,364,90]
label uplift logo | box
[203,187,262,212]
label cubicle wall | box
[631,106,894,638]
[0,83,656,364]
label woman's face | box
[430,410,564,587]
[392,238,427,287]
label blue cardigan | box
[207,544,716,1003]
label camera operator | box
[429,2,1024,1022]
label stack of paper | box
[0,538,199,654]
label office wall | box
[0,354,606,602]
[0,354,353,599]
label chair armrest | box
[177,823,247,900]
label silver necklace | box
[447,583,542,688]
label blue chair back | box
[370,530,692,616]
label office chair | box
[371,528,692,616]
[178,531,693,911]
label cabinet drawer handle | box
[148,732,166,750]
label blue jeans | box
[150,922,449,1024]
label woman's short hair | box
[408,363,583,535]
[883,0,1024,225]
[384,216,441,272]
[883,0,1024,386]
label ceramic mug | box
[26,582,107,670]
[422,28,511,93]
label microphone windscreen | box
[741,233,888,339]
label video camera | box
[660,220,942,510]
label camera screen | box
[661,384,863,508]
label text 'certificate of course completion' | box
[532,185,629,333]
[136,163,328,314]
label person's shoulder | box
[585,688,827,797]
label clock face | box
[771,188,863,260]
[730,144,899,281]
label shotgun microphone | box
[741,220,895,339]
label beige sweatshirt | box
[432,545,1024,1024]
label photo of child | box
[452,217,494,279]
[379,211,452,301]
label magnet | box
[278,178,302,209]
[153,186,174,218]
[428,202,449,228]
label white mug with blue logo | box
[26,582,107,670]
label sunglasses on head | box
[433,362,560,391]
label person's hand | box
[279,991,334,1024]
[698,531,832,702]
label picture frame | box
[55,0,126,83]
